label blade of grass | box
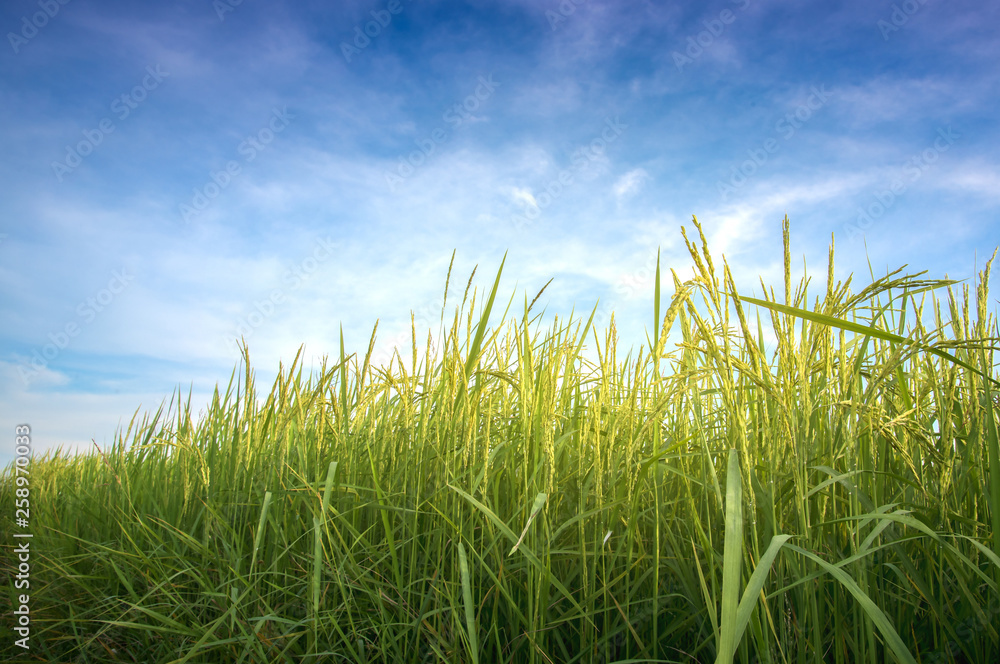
[784,543,917,664]
[457,541,480,664]
[509,492,547,556]
[735,293,1000,389]
[716,449,744,664]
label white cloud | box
[2,358,70,390]
[826,76,971,129]
[936,161,1000,203]
[509,186,539,208]
[613,168,650,201]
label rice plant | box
[2,215,998,663]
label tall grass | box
[2,216,999,663]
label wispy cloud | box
[613,167,650,201]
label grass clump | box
[2,216,999,663]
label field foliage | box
[3,217,999,663]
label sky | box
[1,0,998,468]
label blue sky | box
[2,0,998,467]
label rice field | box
[2,216,999,663]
